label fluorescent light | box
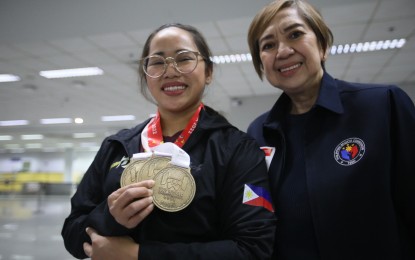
[396,39,406,48]
[74,118,84,124]
[40,118,72,124]
[39,67,103,79]
[57,143,74,148]
[25,143,42,149]
[0,74,21,82]
[80,142,98,148]
[21,134,44,140]
[101,115,136,122]
[0,135,13,141]
[10,148,25,153]
[5,144,20,149]
[211,53,252,64]
[330,38,406,55]
[42,147,61,152]
[0,120,29,126]
[73,133,96,138]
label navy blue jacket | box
[247,73,415,260]
[62,106,276,259]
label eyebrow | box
[258,34,274,45]
[259,22,306,45]
[151,49,192,56]
[282,23,305,33]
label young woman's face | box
[258,7,325,95]
[146,27,212,114]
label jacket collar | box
[315,73,344,114]
[107,105,232,147]
[264,72,344,130]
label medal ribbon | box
[141,103,204,151]
[153,142,190,168]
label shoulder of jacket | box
[335,79,398,93]
[219,126,260,151]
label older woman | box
[247,0,415,259]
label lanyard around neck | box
[141,103,204,152]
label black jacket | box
[62,106,276,259]
[247,73,415,260]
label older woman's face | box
[258,7,325,95]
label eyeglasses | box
[142,50,205,78]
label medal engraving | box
[136,155,171,182]
[152,165,196,212]
[120,158,148,187]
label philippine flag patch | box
[243,184,274,212]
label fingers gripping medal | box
[152,144,196,212]
[120,152,152,187]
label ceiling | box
[1,0,414,154]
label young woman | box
[246,1,415,259]
[62,23,276,259]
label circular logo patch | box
[334,138,365,166]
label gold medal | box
[152,165,196,212]
[120,157,150,187]
[136,155,171,182]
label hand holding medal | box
[120,143,196,212]
[121,105,201,212]
[108,179,155,229]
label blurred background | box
[1,0,414,259]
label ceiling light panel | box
[40,118,72,124]
[0,74,21,82]
[39,67,104,79]
[21,134,44,140]
[0,120,29,126]
[101,115,136,122]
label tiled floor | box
[0,194,76,260]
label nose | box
[164,58,180,78]
[276,42,294,59]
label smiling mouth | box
[279,63,302,73]
[163,85,186,92]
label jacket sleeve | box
[389,87,415,238]
[139,135,277,259]
[61,139,130,259]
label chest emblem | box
[110,155,130,170]
[334,137,365,166]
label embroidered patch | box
[334,138,365,166]
[243,184,274,212]
[110,156,130,170]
